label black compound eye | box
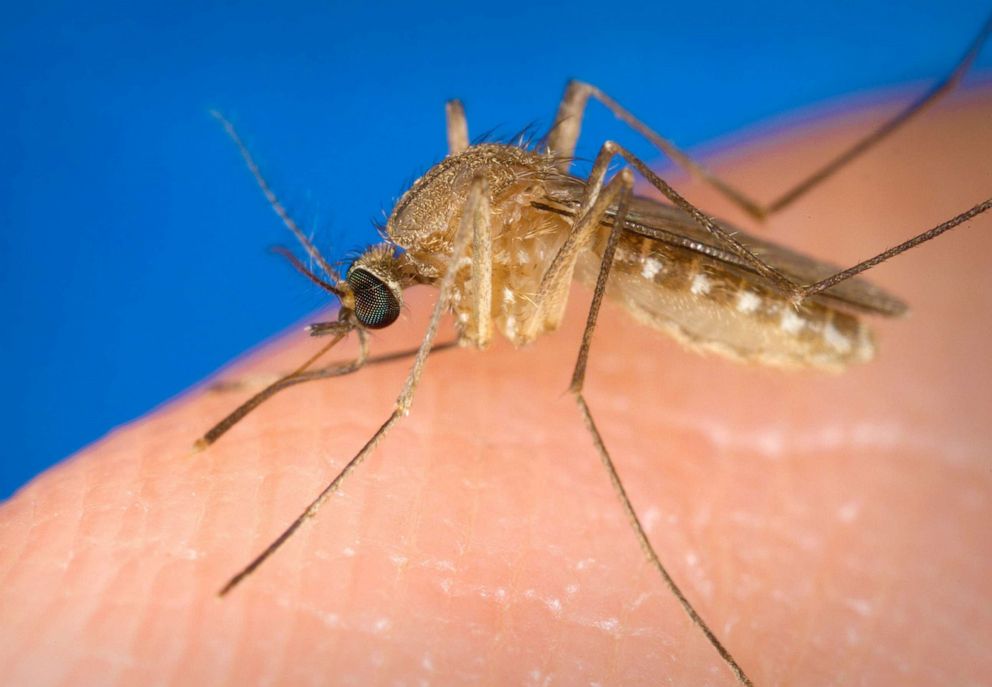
[347,268,400,329]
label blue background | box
[2,1,990,498]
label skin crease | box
[1,92,991,687]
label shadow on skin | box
[1,92,990,686]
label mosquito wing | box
[539,185,908,317]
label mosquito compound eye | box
[347,268,400,329]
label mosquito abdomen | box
[579,231,875,371]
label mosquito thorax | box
[386,144,564,249]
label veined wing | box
[538,185,908,317]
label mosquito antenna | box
[271,245,346,298]
[211,110,344,284]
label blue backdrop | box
[2,1,990,497]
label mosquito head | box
[344,243,419,330]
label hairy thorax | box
[386,144,575,347]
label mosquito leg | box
[765,13,992,215]
[525,165,635,340]
[529,139,778,337]
[544,80,586,164]
[525,133,652,338]
[194,329,369,451]
[468,172,493,347]
[396,174,489,411]
[218,176,488,595]
[796,196,992,300]
[547,80,766,219]
[586,142,803,298]
[211,111,345,286]
[294,340,458,382]
[548,15,992,220]
[588,141,992,305]
[446,99,469,156]
[560,166,755,685]
[207,335,455,400]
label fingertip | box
[2,91,989,687]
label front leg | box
[467,175,494,347]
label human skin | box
[1,91,990,687]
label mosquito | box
[196,17,992,687]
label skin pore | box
[1,91,990,686]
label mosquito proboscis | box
[197,16,992,687]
